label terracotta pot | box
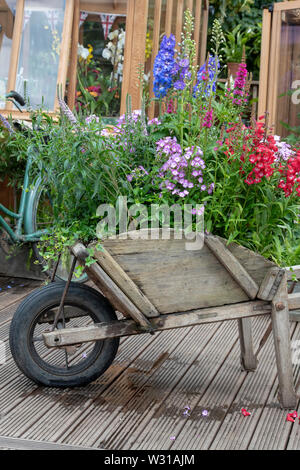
[227,62,241,79]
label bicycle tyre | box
[25,177,87,282]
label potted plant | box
[223,25,248,78]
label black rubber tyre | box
[9,282,119,388]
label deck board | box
[0,277,299,450]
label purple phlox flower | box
[191,207,204,216]
[127,174,133,182]
[207,182,215,195]
[273,135,295,162]
[202,409,209,417]
[173,80,186,90]
[148,117,161,126]
[170,436,176,441]
[85,114,99,124]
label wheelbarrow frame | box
[42,230,300,409]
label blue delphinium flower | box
[153,34,176,98]
[194,54,220,97]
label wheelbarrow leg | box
[271,272,297,409]
[238,318,258,371]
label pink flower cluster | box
[203,109,213,128]
[232,63,248,106]
[156,137,210,198]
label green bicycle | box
[0,91,86,282]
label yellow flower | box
[87,44,94,64]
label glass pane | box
[0,0,17,109]
[76,9,126,117]
[16,0,66,110]
[276,8,300,137]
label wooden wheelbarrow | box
[9,229,300,408]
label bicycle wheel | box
[9,282,119,388]
[25,178,87,282]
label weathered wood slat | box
[271,272,297,408]
[72,244,152,329]
[42,300,272,347]
[90,243,159,318]
[204,234,259,300]
[238,318,258,371]
[288,292,300,311]
[101,230,261,314]
[258,267,284,301]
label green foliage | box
[223,25,248,63]
[1,11,300,272]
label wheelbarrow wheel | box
[9,282,119,388]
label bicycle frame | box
[0,154,47,243]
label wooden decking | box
[1,276,300,450]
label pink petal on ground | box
[241,408,251,417]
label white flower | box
[102,48,112,60]
[78,44,89,60]
[117,63,123,74]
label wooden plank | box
[165,0,173,36]
[101,230,274,314]
[199,0,209,65]
[186,0,193,13]
[205,234,259,300]
[134,318,267,451]
[76,260,152,330]
[175,0,184,47]
[5,0,24,110]
[0,435,97,450]
[194,0,202,66]
[55,0,75,111]
[238,318,258,371]
[90,244,159,317]
[268,10,281,130]
[59,325,196,448]
[72,243,155,323]
[130,0,148,111]
[209,318,288,450]
[271,272,297,408]
[258,8,272,118]
[42,300,272,347]
[258,266,284,301]
[67,0,80,110]
[0,325,161,443]
[288,292,300,311]
[274,1,300,11]
[79,1,127,14]
[101,321,222,450]
[120,0,134,115]
[148,0,162,119]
